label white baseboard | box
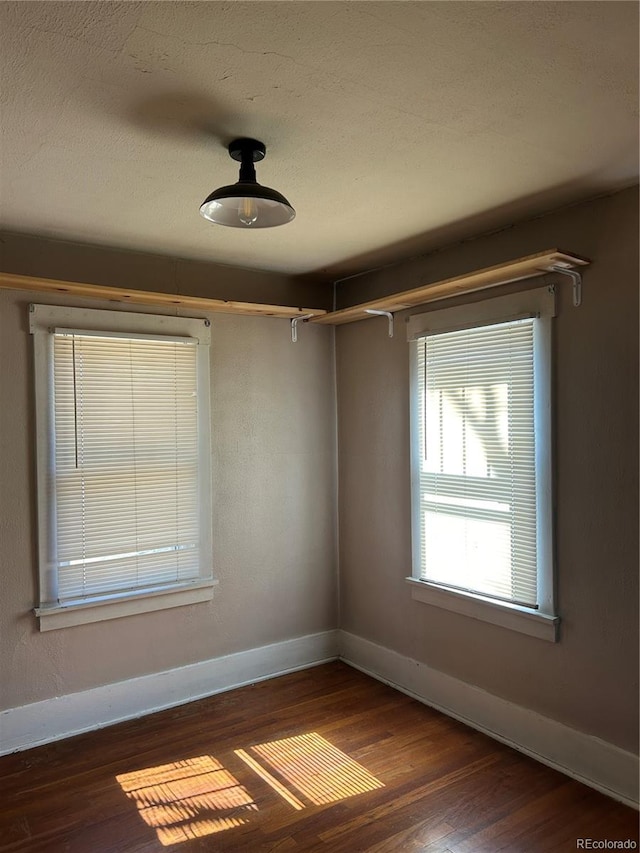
[3,627,637,810]
[0,629,340,756]
[339,631,639,809]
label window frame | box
[30,304,216,631]
[406,287,559,642]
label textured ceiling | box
[0,1,638,278]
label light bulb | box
[238,197,258,226]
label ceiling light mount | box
[229,137,266,164]
[199,137,295,229]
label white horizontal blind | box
[415,319,538,607]
[53,332,200,602]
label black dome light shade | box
[199,138,295,228]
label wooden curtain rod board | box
[311,249,590,326]
[0,272,328,320]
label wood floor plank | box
[0,662,637,852]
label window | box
[406,288,558,641]
[30,305,215,631]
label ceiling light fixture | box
[199,138,295,228]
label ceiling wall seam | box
[331,183,638,289]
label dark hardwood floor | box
[0,662,637,852]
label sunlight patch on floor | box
[235,748,305,810]
[248,732,384,805]
[116,733,383,843]
[116,755,258,846]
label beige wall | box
[0,247,337,709]
[336,186,639,753]
[0,232,333,310]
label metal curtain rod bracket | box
[549,264,583,307]
[364,308,394,337]
[290,314,315,343]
